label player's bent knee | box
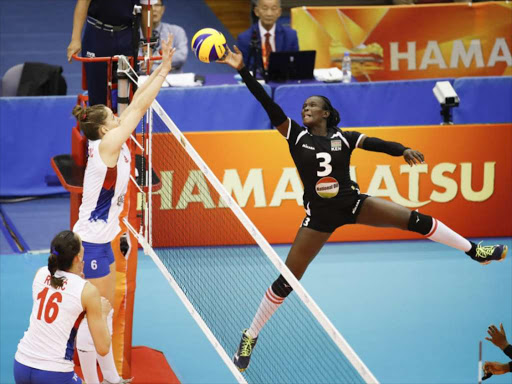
[271,275,293,298]
[76,318,96,352]
[407,211,433,236]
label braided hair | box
[71,104,108,141]
[314,95,341,128]
[48,230,81,289]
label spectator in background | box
[483,323,512,379]
[140,0,188,73]
[237,0,299,74]
[67,0,156,107]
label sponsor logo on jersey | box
[117,194,125,206]
[331,140,342,152]
[315,176,339,198]
[302,143,315,150]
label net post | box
[478,340,482,384]
[148,105,153,246]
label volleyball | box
[191,28,227,63]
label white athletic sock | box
[77,319,100,384]
[97,309,121,383]
[78,349,100,384]
[247,287,285,338]
[426,218,472,252]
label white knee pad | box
[76,317,96,352]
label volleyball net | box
[122,58,378,384]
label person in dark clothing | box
[219,45,509,372]
[67,0,156,106]
[237,0,298,74]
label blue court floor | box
[0,196,511,384]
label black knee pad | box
[407,211,433,236]
[271,274,293,298]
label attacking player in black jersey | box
[219,46,508,372]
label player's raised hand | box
[403,148,424,166]
[218,45,244,71]
[485,323,509,350]
[161,34,176,71]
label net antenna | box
[478,340,482,384]
[118,57,378,384]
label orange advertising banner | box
[291,2,512,81]
[147,124,512,247]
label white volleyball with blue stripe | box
[191,28,227,63]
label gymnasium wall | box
[0,76,511,197]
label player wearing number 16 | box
[14,230,111,384]
[218,46,508,372]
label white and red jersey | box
[73,140,131,243]
[15,267,87,372]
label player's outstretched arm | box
[126,34,176,111]
[357,135,424,166]
[218,45,289,137]
[82,283,111,356]
[101,36,176,154]
[122,34,176,118]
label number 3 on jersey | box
[316,152,332,177]
[36,287,62,323]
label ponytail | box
[48,249,65,289]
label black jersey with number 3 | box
[286,118,364,209]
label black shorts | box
[301,193,369,233]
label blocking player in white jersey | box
[14,230,111,384]
[219,46,508,372]
[70,36,176,384]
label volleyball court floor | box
[1,195,510,384]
